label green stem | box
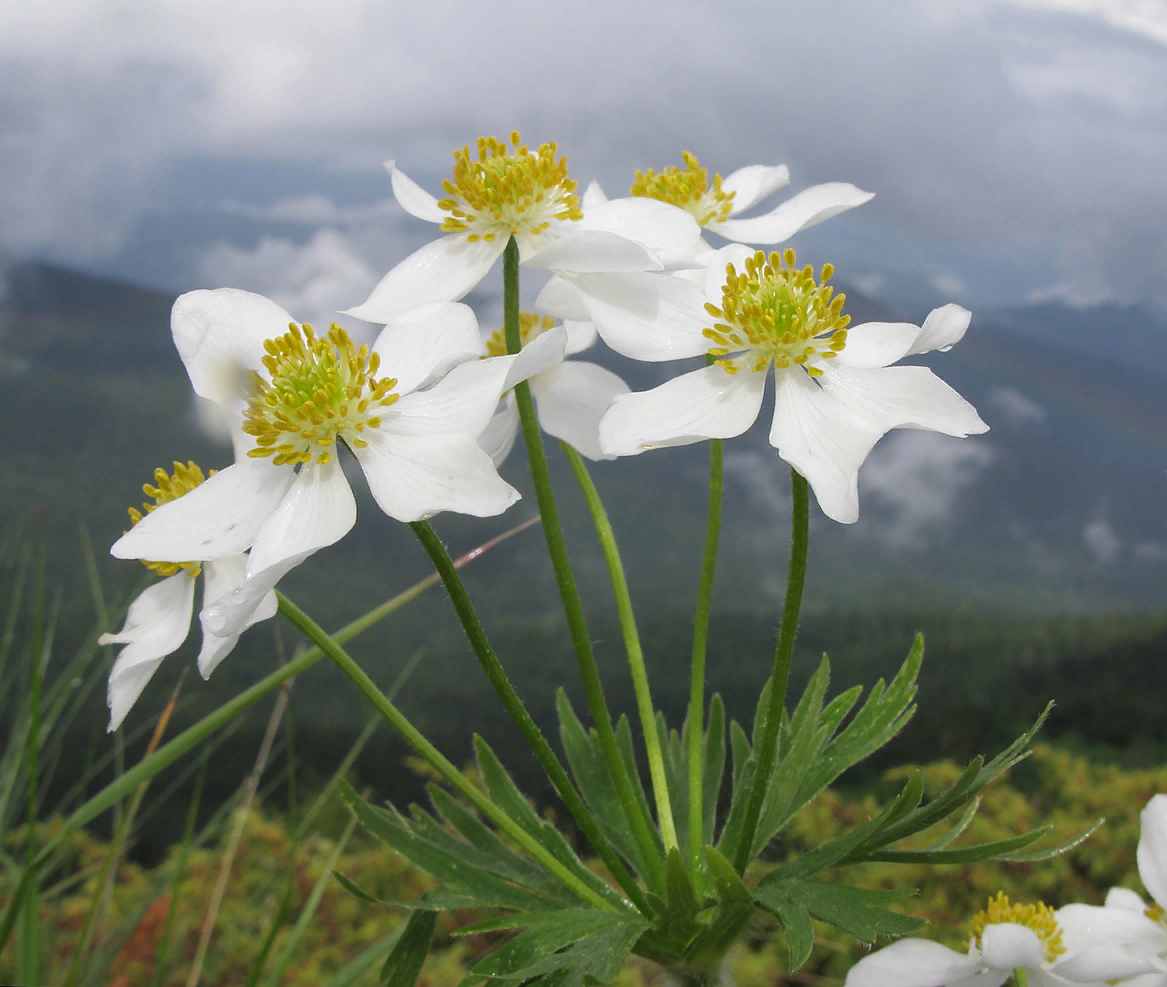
[502,236,665,888]
[561,444,677,851]
[410,521,651,914]
[686,437,722,889]
[1014,970,1030,987]
[275,592,621,914]
[731,469,809,873]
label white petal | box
[371,301,483,395]
[195,555,248,676]
[1057,902,1167,952]
[1056,944,1166,983]
[111,460,295,563]
[703,244,757,304]
[478,398,520,467]
[832,322,921,369]
[345,235,505,323]
[599,361,765,455]
[354,431,519,522]
[721,164,790,215]
[502,326,568,390]
[1140,795,1167,910]
[563,320,597,356]
[712,182,874,244]
[246,458,357,576]
[172,288,294,407]
[103,572,195,731]
[979,923,1046,971]
[531,361,630,460]
[819,364,989,438]
[522,229,662,274]
[535,276,591,322]
[842,939,978,987]
[385,161,445,224]
[1107,888,1149,913]
[908,303,971,355]
[575,197,704,269]
[581,180,609,209]
[202,550,309,641]
[566,271,710,361]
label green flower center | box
[629,151,736,226]
[482,311,556,358]
[702,249,849,377]
[127,461,214,577]
[970,892,1066,965]
[242,322,398,467]
[438,132,583,243]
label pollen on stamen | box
[629,151,736,226]
[126,461,216,578]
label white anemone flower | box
[593,245,987,523]
[111,289,564,640]
[99,462,276,730]
[477,313,630,465]
[345,132,704,325]
[844,893,1165,987]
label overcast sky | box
[3,0,1165,325]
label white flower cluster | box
[101,136,985,730]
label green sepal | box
[380,909,437,987]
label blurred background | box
[3,0,1167,852]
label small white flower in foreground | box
[99,462,275,730]
[345,132,703,324]
[844,892,1165,987]
[477,312,629,464]
[586,150,873,246]
[595,247,987,523]
[111,289,563,639]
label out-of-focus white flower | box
[346,132,703,324]
[844,892,1165,987]
[478,313,629,465]
[595,246,986,523]
[99,462,275,730]
[111,289,564,639]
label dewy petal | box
[1139,795,1167,909]
[478,398,520,468]
[354,431,519,522]
[563,320,598,356]
[599,361,766,456]
[979,924,1046,971]
[721,164,791,215]
[574,197,704,269]
[712,182,875,244]
[531,360,630,461]
[832,322,921,369]
[371,301,483,396]
[1107,887,1150,913]
[535,275,591,322]
[102,572,196,731]
[522,229,662,274]
[111,460,295,563]
[385,161,446,224]
[842,938,981,987]
[195,555,277,676]
[820,364,989,438]
[345,234,506,324]
[566,271,710,361]
[908,303,972,355]
[581,180,609,209]
[172,289,294,408]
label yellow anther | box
[970,892,1066,965]
[483,311,557,358]
[629,151,736,226]
[242,322,398,467]
[126,461,215,578]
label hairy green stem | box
[561,443,678,853]
[687,437,722,889]
[732,469,809,872]
[502,236,666,887]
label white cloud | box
[724,450,792,517]
[988,386,1048,425]
[860,432,996,547]
[1083,516,1121,563]
[931,272,968,298]
[1134,539,1167,562]
[217,194,398,227]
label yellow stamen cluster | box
[629,151,736,226]
[970,892,1066,964]
[438,132,582,243]
[702,249,848,376]
[127,461,214,578]
[483,311,557,358]
[242,322,398,467]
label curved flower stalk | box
[111,289,564,639]
[478,312,629,464]
[843,892,1165,987]
[593,245,986,522]
[345,132,704,324]
[99,462,276,730]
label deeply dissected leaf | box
[380,910,436,987]
[755,880,923,944]
[702,695,726,845]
